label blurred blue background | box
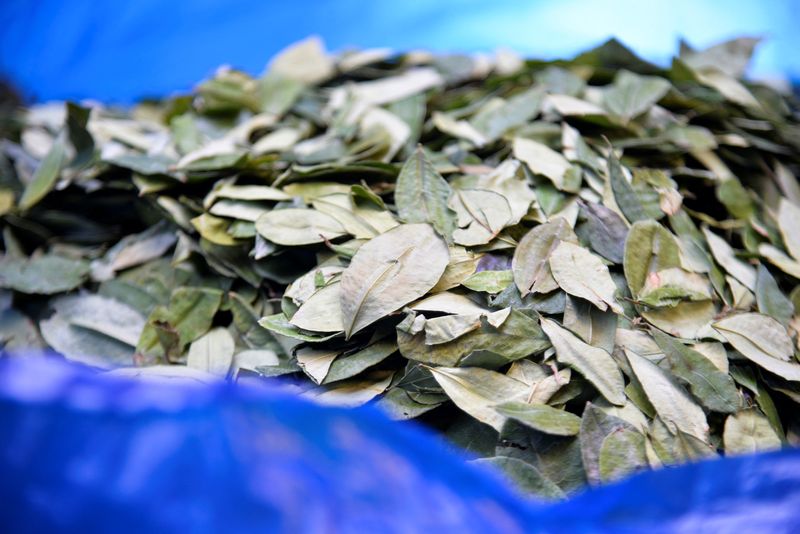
[1,0,799,103]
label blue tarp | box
[1,355,799,532]
[1,0,799,103]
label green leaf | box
[680,37,760,78]
[540,317,625,406]
[713,312,794,362]
[187,327,235,377]
[19,136,66,210]
[0,308,44,350]
[512,218,577,296]
[472,456,565,499]
[626,349,709,441]
[549,241,623,313]
[340,223,449,338]
[255,208,347,246]
[257,313,340,342]
[648,416,716,465]
[394,147,457,242]
[778,198,800,261]
[296,347,339,384]
[323,339,397,384]
[609,153,662,223]
[713,313,800,381]
[0,255,89,294]
[641,300,717,340]
[578,202,628,263]
[106,153,176,175]
[448,189,512,246]
[579,403,638,484]
[513,137,573,191]
[703,227,756,290]
[424,309,509,345]
[723,409,782,455]
[759,243,800,279]
[716,178,753,219]
[652,330,739,413]
[136,287,223,360]
[603,70,671,122]
[461,270,513,294]
[637,268,712,308]
[623,220,681,297]
[755,264,794,325]
[562,295,617,354]
[428,366,528,431]
[290,282,344,333]
[471,87,544,141]
[598,428,648,482]
[495,401,581,436]
[40,294,146,367]
[398,309,550,367]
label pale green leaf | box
[495,401,581,436]
[290,282,345,333]
[703,227,756,290]
[778,198,800,261]
[449,189,512,246]
[549,241,622,313]
[624,220,681,297]
[603,70,671,122]
[255,208,347,246]
[187,327,235,377]
[462,270,513,294]
[0,255,89,294]
[19,136,66,210]
[598,428,648,482]
[394,147,457,242]
[513,137,573,191]
[723,409,782,455]
[428,366,528,431]
[541,317,625,406]
[512,218,577,296]
[626,349,709,441]
[340,223,449,338]
[652,330,739,413]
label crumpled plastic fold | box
[1,354,798,533]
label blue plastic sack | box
[2,355,800,533]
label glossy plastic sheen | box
[1,355,799,533]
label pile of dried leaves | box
[2,36,800,497]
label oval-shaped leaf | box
[340,223,449,338]
[449,189,512,246]
[624,220,681,297]
[513,137,572,191]
[713,313,794,362]
[255,208,347,245]
[549,241,622,313]
[187,327,235,377]
[394,147,456,242]
[578,202,628,263]
[0,255,89,294]
[512,218,577,296]
[290,282,345,333]
[703,227,756,290]
[495,401,581,436]
[428,366,528,431]
[540,317,625,405]
[626,349,709,441]
[723,409,782,455]
[652,330,739,413]
[19,136,66,210]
